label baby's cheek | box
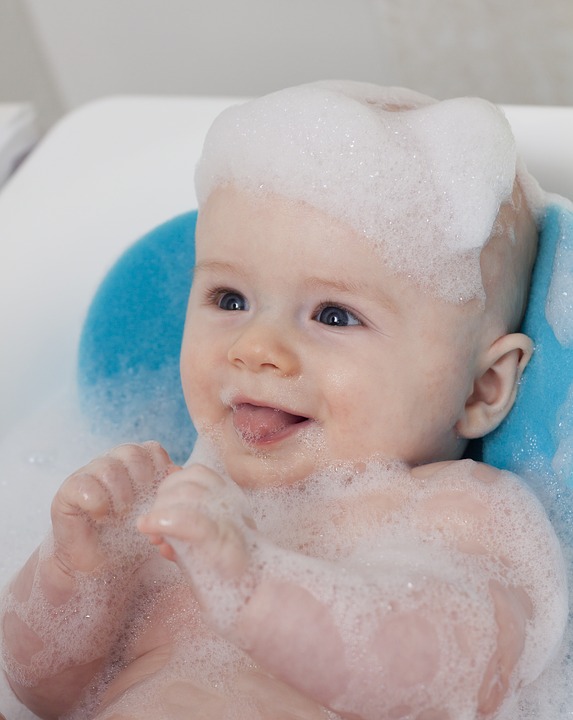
[180,349,213,422]
[322,369,373,425]
[324,381,401,460]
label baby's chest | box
[105,581,329,719]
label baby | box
[1,82,568,720]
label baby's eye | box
[315,305,361,327]
[217,291,248,311]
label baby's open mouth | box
[232,403,310,444]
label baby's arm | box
[138,461,568,720]
[1,442,174,719]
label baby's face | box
[181,186,489,488]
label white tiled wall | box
[2,0,573,132]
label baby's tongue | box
[233,404,303,442]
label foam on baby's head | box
[195,80,535,302]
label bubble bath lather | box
[0,96,573,717]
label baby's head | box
[181,82,542,487]
[195,80,543,305]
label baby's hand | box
[51,441,176,578]
[137,465,255,584]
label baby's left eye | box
[216,291,248,311]
[314,305,361,327]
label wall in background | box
[375,0,573,105]
[0,0,64,131]
[1,0,572,133]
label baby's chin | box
[221,447,412,490]
[191,418,330,488]
[223,451,320,490]
[191,421,415,488]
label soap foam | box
[156,458,567,719]
[196,81,522,302]
[0,391,572,718]
[0,439,166,695]
[498,466,573,720]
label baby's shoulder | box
[409,458,552,534]
[411,457,525,493]
[411,458,504,484]
[410,459,563,556]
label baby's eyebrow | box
[304,276,399,314]
[192,259,248,279]
[192,263,398,313]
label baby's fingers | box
[52,470,114,525]
[51,460,142,572]
[138,505,217,568]
[138,502,216,543]
[50,442,178,573]
[108,441,177,492]
[138,507,249,581]
[102,441,179,512]
[53,442,177,524]
[51,472,112,573]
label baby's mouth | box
[232,403,310,445]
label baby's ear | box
[456,333,533,440]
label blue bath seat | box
[484,201,573,487]
[78,211,198,464]
[78,202,573,481]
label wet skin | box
[1,188,562,719]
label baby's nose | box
[227,319,300,376]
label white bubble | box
[195,81,524,303]
[156,458,568,718]
[1,387,572,718]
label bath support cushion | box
[78,201,573,484]
[78,211,198,464]
[483,200,573,488]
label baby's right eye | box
[216,291,248,311]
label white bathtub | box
[0,96,572,717]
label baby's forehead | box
[195,81,536,303]
[199,185,478,315]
